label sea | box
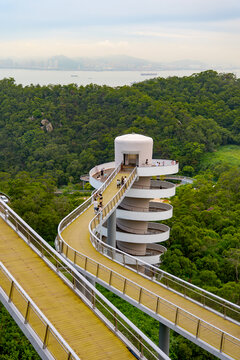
[0,68,239,87]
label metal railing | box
[0,200,168,360]
[118,202,172,213]
[58,163,122,233]
[56,166,240,359]
[89,226,240,324]
[60,238,240,360]
[132,181,175,190]
[112,222,168,236]
[88,167,138,234]
[143,159,178,167]
[0,262,81,360]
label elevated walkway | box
[0,201,167,360]
[59,167,240,360]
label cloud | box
[0,0,240,66]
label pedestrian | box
[121,176,124,186]
[145,159,148,165]
[100,168,104,177]
[117,179,121,188]
[124,176,127,188]
[93,199,98,214]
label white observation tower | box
[89,133,178,266]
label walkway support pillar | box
[107,210,116,248]
[158,322,170,356]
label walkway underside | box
[61,171,240,359]
[0,218,135,360]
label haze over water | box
[0,68,239,87]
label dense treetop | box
[0,71,240,359]
[0,71,240,184]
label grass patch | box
[200,145,240,170]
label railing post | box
[139,335,143,359]
[114,311,118,331]
[43,324,49,349]
[175,308,179,325]
[123,278,127,294]
[220,332,225,352]
[109,271,113,286]
[96,263,99,278]
[56,258,60,272]
[73,251,77,264]
[8,281,14,302]
[156,297,160,314]
[223,303,226,318]
[92,291,95,309]
[24,301,30,324]
[196,319,201,338]
[84,257,88,270]
[73,276,76,289]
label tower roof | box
[115,133,153,144]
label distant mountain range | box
[0,55,234,71]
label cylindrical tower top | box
[115,133,153,167]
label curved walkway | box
[0,217,136,360]
[61,171,240,360]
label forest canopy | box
[0,70,240,360]
[0,71,240,184]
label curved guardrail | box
[58,163,122,234]
[57,166,240,359]
[0,199,169,360]
[58,167,240,325]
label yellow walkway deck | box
[62,171,240,359]
[0,217,135,360]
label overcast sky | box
[1,0,240,66]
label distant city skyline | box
[0,0,240,67]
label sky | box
[0,0,240,67]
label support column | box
[107,210,116,248]
[159,322,170,356]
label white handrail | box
[57,166,240,320]
[58,163,122,233]
[0,261,81,360]
[55,169,240,358]
[0,199,168,360]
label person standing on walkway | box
[93,199,98,214]
[99,192,103,206]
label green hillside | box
[201,145,240,169]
